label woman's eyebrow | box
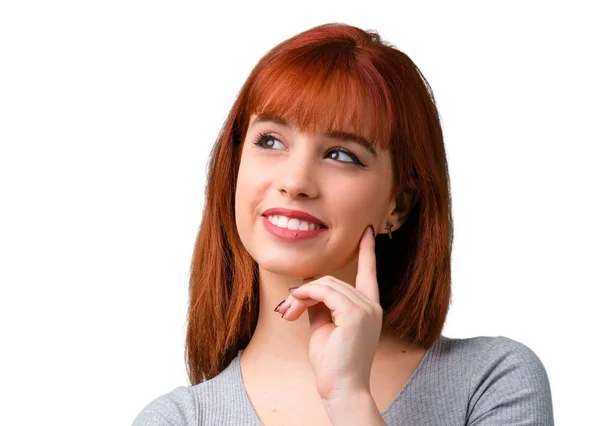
[326,130,377,158]
[249,114,377,157]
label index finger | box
[355,225,379,303]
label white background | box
[1,1,597,424]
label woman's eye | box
[253,132,364,167]
[326,149,363,166]
[253,133,284,150]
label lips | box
[262,208,327,228]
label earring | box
[385,221,393,239]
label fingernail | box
[280,303,292,319]
[274,299,286,312]
[369,225,376,237]
[288,286,299,292]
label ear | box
[383,186,416,232]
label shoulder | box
[440,335,554,425]
[434,335,550,374]
[132,386,197,426]
[131,354,244,425]
[449,335,551,389]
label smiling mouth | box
[263,214,326,231]
[261,215,327,241]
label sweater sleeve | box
[466,336,554,425]
[132,386,197,426]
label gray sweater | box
[132,335,554,425]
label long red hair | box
[185,23,453,384]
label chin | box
[255,255,323,279]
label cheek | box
[234,161,271,242]
[235,175,257,225]
[326,176,382,222]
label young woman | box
[133,23,554,425]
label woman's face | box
[234,113,399,279]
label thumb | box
[307,303,333,332]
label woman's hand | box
[274,225,383,402]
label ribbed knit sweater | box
[132,335,554,425]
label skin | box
[234,113,422,423]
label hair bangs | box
[246,48,394,151]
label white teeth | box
[266,215,321,230]
[276,216,289,228]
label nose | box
[276,146,318,199]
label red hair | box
[185,23,453,384]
